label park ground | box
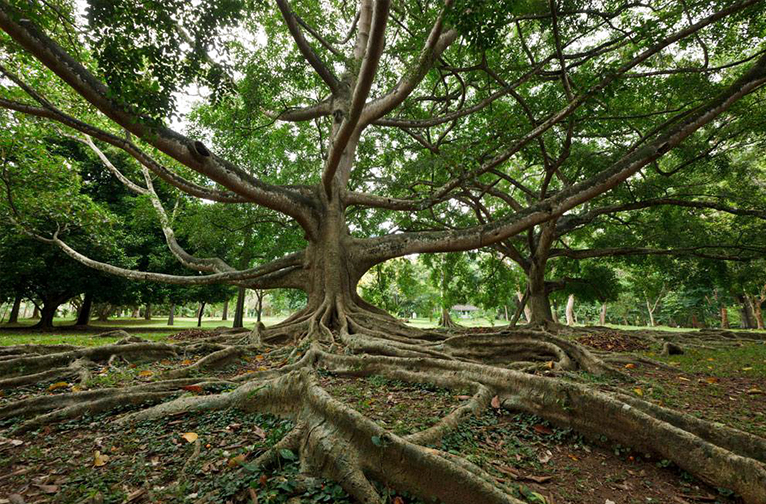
[0,321,764,504]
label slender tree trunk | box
[32,305,40,319]
[565,294,575,326]
[738,295,755,329]
[599,302,607,325]
[720,306,730,329]
[197,302,206,327]
[76,292,93,326]
[167,303,175,326]
[753,299,764,330]
[646,299,656,327]
[255,290,264,322]
[516,290,532,323]
[144,304,152,321]
[131,306,140,318]
[7,294,22,324]
[503,305,509,321]
[233,287,246,328]
[222,299,229,321]
[691,313,702,328]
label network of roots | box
[1,305,765,504]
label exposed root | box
[2,317,764,503]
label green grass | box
[3,315,287,330]
[651,342,766,378]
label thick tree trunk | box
[565,294,575,326]
[438,307,456,328]
[738,295,755,329]
[97,304,112,322]
[221,300,228,321]
[144,304,152,321]
[720,306,730,329]
[233,287,246,328]
[76,293,93,326]
[599,302,607,325]
[167,303,175,326]
[34,300,63,331]
[527,269,554,324]
[7,294,22,324]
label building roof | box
[451,304,478,312]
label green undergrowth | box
[649,342,766,377]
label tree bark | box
[255,290,264,323]
[233,287,246,328]
[76,292,93,326]
[7,294,22,324]
[646,299,656,327]
[32,305,40,319]
[738,295,755,329]
[221,299,228,321]
[751,296,764,330]
[599,302,607,325]
[720,305,730,329]
[97,304,112,322]
[516,290,531,323]
[565,294,575,326]
[167,303,175,326]
[144,304,152,320]
[131,306,140,319]
[197,302,206,327]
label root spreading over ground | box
[1,307,765,504]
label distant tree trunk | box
[691,313,703,328]
[222,299,229,321]
[144,304,152,320]
[599,302,607,325]
[748,295,764,330]
[33,296,68,331]
[167,303,175,326]
[438,307,457,328]
[255,290,264,322]
[565,294,575,326]
[738,295,755,329]
[516,290,532,323]
[32,305,40,319]
[76,293,93,326]
[7,294,22,324]
[97,304,112,322]
[233,287,246,328]
[720,306,730,329]
[503,305,509,321]
[197,302,206,327]
[131,306,140,318]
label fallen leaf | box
[677,376,691,382]
[48,381,69,391]
[747,388,763,395]
[624,363,636,369]
[34,484,58,494]
[259,474,268,487]
[138,370,153,377]
[633,388,644,397]
[9,439,24,446]
[126,489,146,502]
[533,424,553,435]
[228,454,246,467]
[538,450,552,464]
[707,358,715,362]
[545,361,554,369]
[457,395,471,400]
[705,377,719,384]
[181,359,193,366]
[567,454,579,461]
[393,497,404,504]
[491,395,501,409]
[181,432,199,443]
[521,474,552,483]
[742,367,753,371]
[606,500,616,504]
[182,385,203,394]
[252,425,267,439]
[255,355,265,361]
[93,451,109,467]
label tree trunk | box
[738,295,755,329]
[438,307,456,328]
[167,303,175,326]
[691,312,702,328]
[131,306,140,318]
[646,299,656,327]
[222,299,229,321]
[7,294,22,324]
[516,290,532,323]
[753,299,764,330]
[33,300,64,331]
[76,293,93,326]
[255,290,264,323]
[197,302,206,328]
[144,304,152,320]
[97,304,112,322]
[565,294,575,326]
[720,305,729,329]
[599,302,607,326]
[233,287,246,328]
[526,266,554,324]
[32,305,40,319]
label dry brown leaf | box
[521,474,552,483]
[533,424,553,435]
[182,385,203,394]
[228,454,246,467]
[181,359,193,366]
[490,395,501,409]
[255,355,265,361]
[181,432,199,443]
[633,388,644,396]
[624,363,636,369]
[705,377,719,384]
[747,388,763,395]
[34,484,58,494]
[138,370,153,377]
[393,497,404,504]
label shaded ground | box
[0,326,764,504]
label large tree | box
[2,1,766,503]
